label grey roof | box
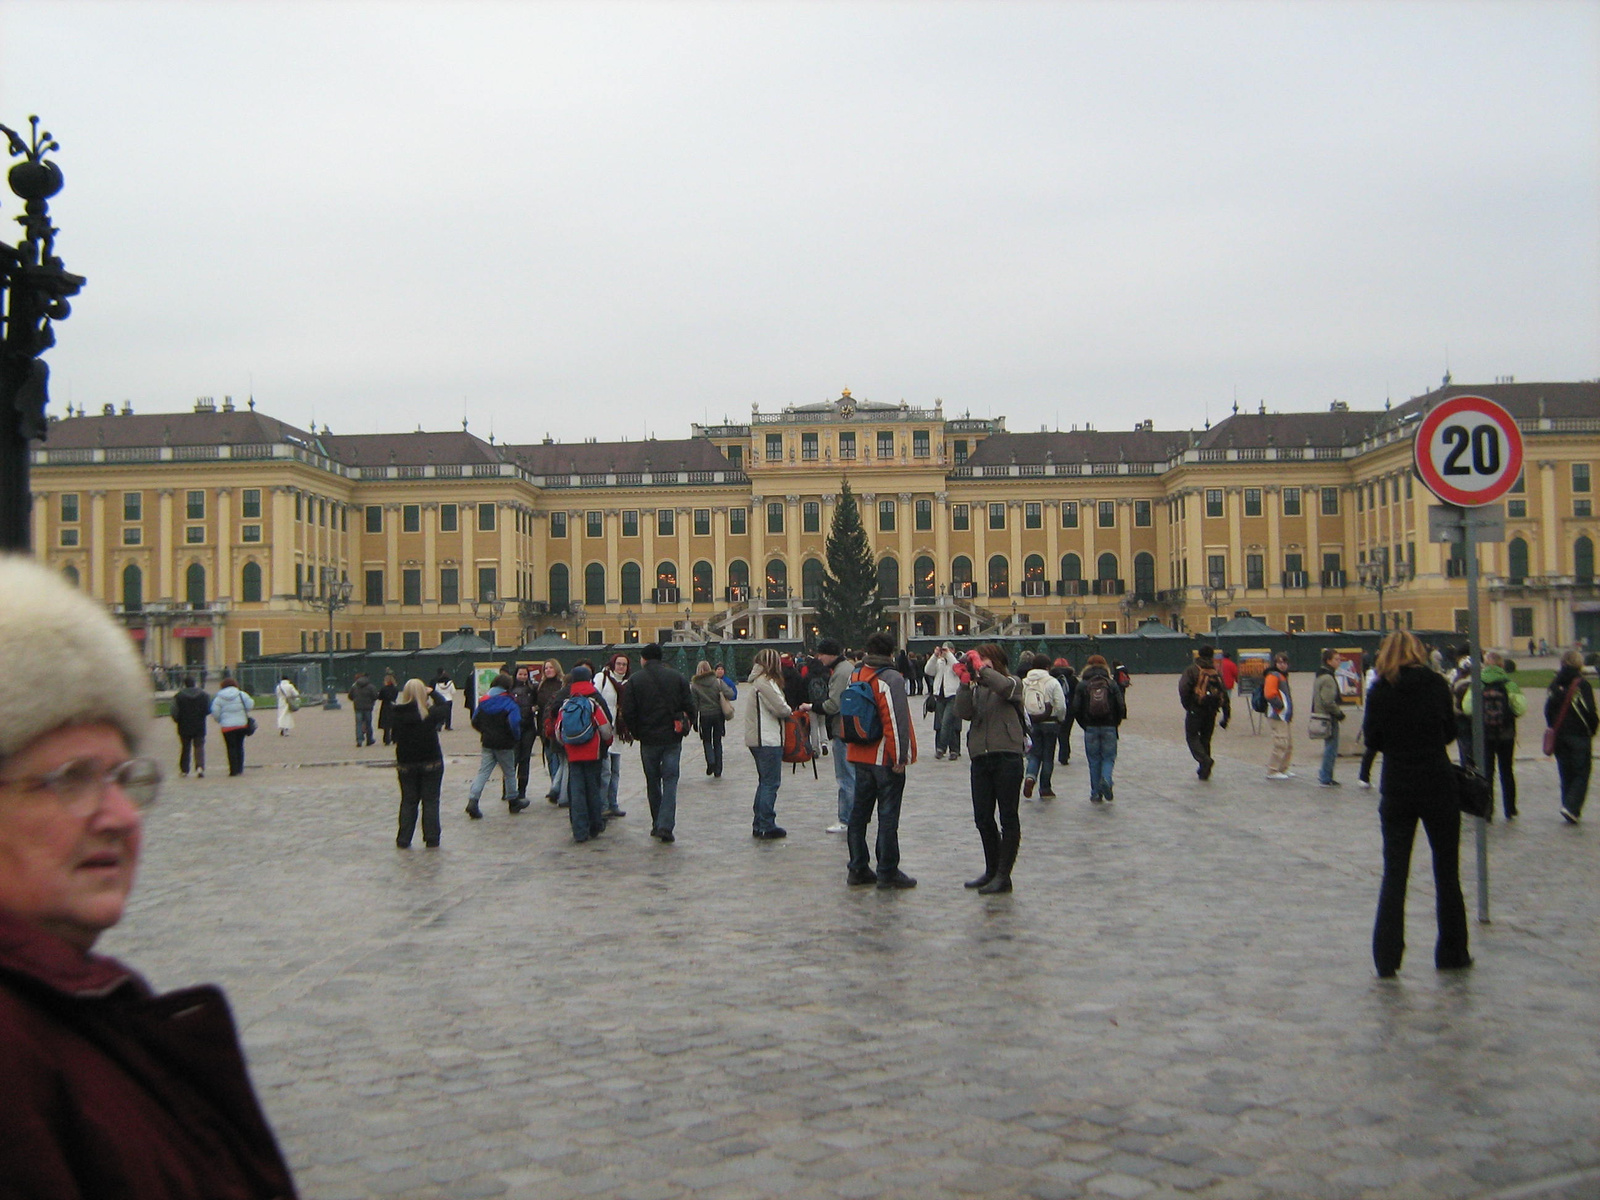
[1194,410,1384,450]
[321,430,503,468]
[1214,615,1284,635]
[41,408,326,452]
[1389,381,1599,423]
[502,438,732,475]
[964,428,1191,466]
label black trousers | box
[222,728,248,776]
[514,727,538,799]
[970,751,1024,876]
[1056,714,1074,764]
[397,760,444,846]
[1553,733,1592,816]
[1484,739,1516,816]
[1373,787,1470,975]
[1184,710,1217,769]
[178,734,206,775]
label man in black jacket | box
[170,675,211,778]
[618,643,696,843]
[509,665,539,802]
[348,672,379,747]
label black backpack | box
[1480,681,1512,739]
[1083,675,1114,721]
[806,660,832,707]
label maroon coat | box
[0,912,297,1198]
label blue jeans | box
[936,695,963,756]
[601,751,622,811]
[543,741,568,805]
[1025,723,1058,794]
[468,747,516,804]
[831,737,856,823]
[1319,723,1341,784]
[355,710,375,746]
[640,741,682,833]
[1082,726,1119,799]
[750,745,783,834]
[848,764,905,874]
[567,759,605,840]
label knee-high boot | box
[978,827,1020,894]
[965,825,999,889]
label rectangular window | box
[1321,487,1339,516]
[59,528,79,547]
[622,510,639,537]
[295,494,303,521]
[694,509,711,537]
[440,568,459,606]
[478,567,497,600]
[1134,499,1152,527]
[1510,471,1525,494]
[242,524,261,542]
[1246,554,1264,589]
[186,490,205,520]
[729,507,747,535]
[60,493,79,523]
[403,569,422,606]
[879,500,896,532]
[803,501,820,533]
[1100,621,1118,636]
[1098,500,1115,528]
[364,570,384,607]
[953,439,968,466]
[185,526,205,544]
[399,504,418,533]
[477,503,496,532]
[913,430,930,458]
[550,511,567,538]
[1577,499,1593,518]
[121,527,141,546]
[1205,489,1223,518]
[438,503,458,531]
[915,498,932,531]
[586,511,603,538]
[766,502,784,534]
[1061,501,1078,528]
[801,432,818,461]
[1243,488,1262,517]
[1507,499,1527,519]
[839,432,856,460]
[989,503,1006,530]
[952,503,970,531]
[1287,614,1307,633]
[1511,606,1534,638]
[123,492,142,521]
[240,489,260,519]
[877,431,894,459]
[403,631,421,650]
[365,632,383,651]
[654,508,672,537]
[1207,554,1227,588]
[1325,614,1344,632]
[1024,502,1042,529]
[365,505,382,533]
[1282,487,1301,516]
[1574,464,1591,493]
[240,631,261,660]
[725,444,742,471]
[1405,473,1414,500]
[766,433,783,462]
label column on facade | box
[1225,488,1242,587]
[641,507,655,611]
[1044,496,1060,596]
[784,496,800,606]
[604,508,620,612]
[1080,495,1096,605]
[1118,498,1134,591]
[422,504,438,605]
[1183,490,1203,593]
[269,489,292,599]
[385,504,401,605]
[156,490,175,601]
[31,490,47,553]
[897,492,914,595]
[216,488,233,603]
[712,507,728,603]
[748,494,765,606]
[1539,460,1559,576]
[972,495,988,607]
[677,505,692,619]
[498,503,515,599]
[1264,486,1282,592]
[460,503,475,602]
[1008,500,1024,605]
[934,493,950,634]
[1305,493,1320,593]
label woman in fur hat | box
[0,555,297,1196]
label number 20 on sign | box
[1413,394,1525,508]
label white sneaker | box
[826,823,847,834]
[1266,772,1291,780]
[1357,780,1373,789]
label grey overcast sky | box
[3,1,1597,443]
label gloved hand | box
[1219,716,1230,730]
[965,650,985,673]
[951,658,972,686]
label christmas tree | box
[816,480,885,649]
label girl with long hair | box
[743,648,802,838]
[953,642,1027,893]
[691,659,735,778]
[392,678,447,848]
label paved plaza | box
[105,682,1597,1200]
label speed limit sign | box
[1413,394,1525,507]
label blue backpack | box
[558,695,599,746]
[838,668,883,744]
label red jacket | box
[560,680,613,764]
[1218,656,1239,691]
[0,912,297,1199]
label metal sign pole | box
[1460,506,1490,924]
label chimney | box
[193,397,216,414]
[221,395,235,412]
[120,401,133,416]
[102,403,116,416]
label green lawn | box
[1509,669,1555,691]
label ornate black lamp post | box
[471,589,506,648]
[301,578,353,708]
[1200,576,1238,632]
[1,116,85,551]
[1357,548,1412,633]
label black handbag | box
[1453,763,1491,820]
[244,716,258,737]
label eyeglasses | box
[0,756,162,816]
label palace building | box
[26,380,1600,671]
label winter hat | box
[569,665,593,683]
[0,554,152,762]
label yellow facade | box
[28,383,1600,669]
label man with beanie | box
[812,637,855,834]
[465,672,525,818]
[0,555,298,1197]
[1178,646,1230,780]
[618,643,696,842]
[170,674,211,779]
[846,631,918,889]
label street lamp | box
[300,577,353,708]
[1357,548,1412,633]
[471,589,506,648]
[1199,576,1237,631]
[622,607,638,643]
[1063,600,1085,634]
[1118,594,1146,630]
[1,116,86,550]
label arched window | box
[693,560,713,603]
[1576,536,1595,583]
[185,562,206,608]
[122,563,143,612]
[621,561,642,605]
[728,559,750,590]
[913,555,936,599]
[656,562,678,603]
[1134,552,1156,599]
[952,555,973,596]
[1024,554,1045,582]
[802,558,825,603]
[241,561,263,603]
[766,558,787,600]
[1061,553,1082,580]
[877,557,900,601]
[549,563,570,611]
[988,554,1009,599]
[62,564,79,587]
[584,562,606,607]
[1507,537,1529,584]
[1097,552,1119,581]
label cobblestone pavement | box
[105,684,1598,1200]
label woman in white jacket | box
[274,675,300,735]
[743,648,805,840]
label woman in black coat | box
[1361,630,1471,978]
[392,677,448,848]
[1545,648,1598,823]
